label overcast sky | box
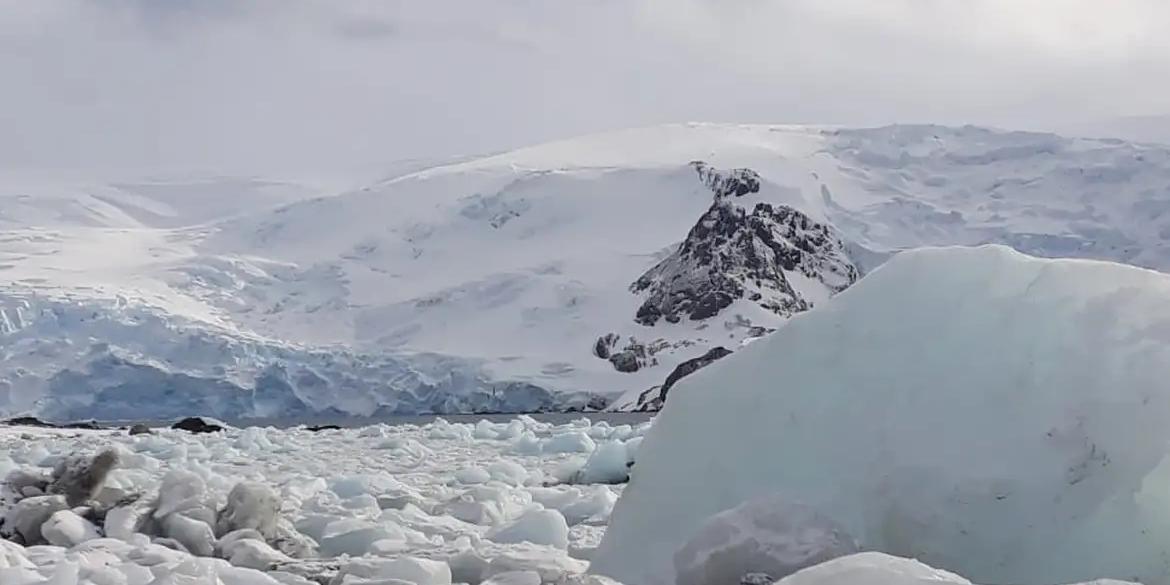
[2,0,1168,178]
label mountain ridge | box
[5,123,1170,418]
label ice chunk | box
[527,486,616,525]
[271,519,318,559]
[673,495,858,585]
[542,432,596,454]
[339,557,452,585]
[474,420,501,440]
[482,570,542,585]
[160,513,216,557]
[455,467,491,485]
[0,539,35,570]
[217,482,281,539]
[104,504,147,541]
[155,470,211,519]
[510,433,543,456]
[41,510,101,547]
[329,474,409,499]
[224,537,293,571]
[486,461,528,487]
[268,572,318,585]
[487,509,569,549]
[441,496,505,526]
[217,565,287,585]
[319,518,406,556]
[568,523,606,560]
[485,544,589,582]
[5,468,50,498]
[572,441,629,484]
[218,528,265,551]
[594,246,1170,585]
[43,561,80,585]
[2,495,68,544]
[771,552,969,585]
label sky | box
[1,0,1168,179]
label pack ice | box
[593,245,1170,585]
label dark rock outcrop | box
[61,420,102,430]
[691,161,761,198]
[632,196,857,326]
[592,334,691,374]
[627,347,734,411]
[171,417,225,434]
[609,350,642,373]
[661,347,733,399]
[593,333,620,359]
[128,424,154,435]
[2,417,106,430]
[3,416,56,428]
[305,424,342,432]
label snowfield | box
[8,124,1170,418]
[594,246,1170,585]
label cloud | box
[0,0,1167,178]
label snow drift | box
[593,245,1170,585]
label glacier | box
[593,245,1170,585]
[7,124,1170,418]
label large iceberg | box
[592,245,1170,585]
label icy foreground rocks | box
[594,246,1170,585]
[673,495,859,585]
[0,416,646,585]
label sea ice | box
[486,509,570,549]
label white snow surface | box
[7,124,1170,418]
[593,246,1170,585]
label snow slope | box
[6,124,1170,419]
[593,246,1170,585]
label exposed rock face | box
[690,161,761,198]
[609,350,643,373]
[592,334,697,374]
[631,193,858,326]
[626,347,734,412]
[604,163,860,411]
[3,416,56,428]
[172,417,225,434]
[593,334,620,360]
[660,347,732,400]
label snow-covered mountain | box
[6,123,1170,420]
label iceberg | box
[593,246,1170,585]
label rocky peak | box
[631,165,858,326]
[690,161,760,199]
